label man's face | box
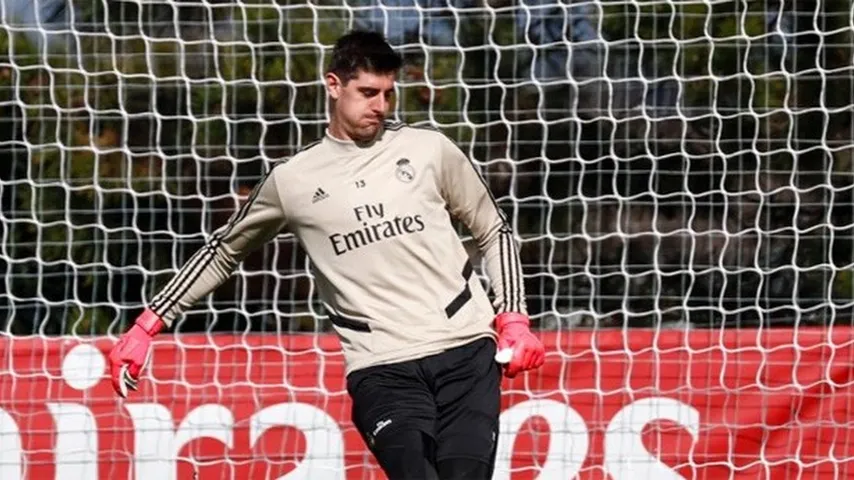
[327,69,396,142]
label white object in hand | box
[495,348,514,364]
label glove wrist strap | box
[495,312,529,332]
[136,309,165,336]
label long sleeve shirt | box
[148,121,526,374]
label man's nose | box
[372,95,388,113]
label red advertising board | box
[0,328,852,479]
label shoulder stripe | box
[407,122,440,132]
[150,162,285,317]
[385,120,442,133]
[383,120,406,131]
[297,139,322,153]
[433,129,524,312]
[439,131,510,225]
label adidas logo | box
[312,187,329,203]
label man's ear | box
[326,72,343,100]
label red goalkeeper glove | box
[494,312,545,378]
[108,309,164,398]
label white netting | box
[0,0,853,479]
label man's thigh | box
[346,359,437,450]
[429,338,502,466]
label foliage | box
[546,0,854,328]
[0,0,852,334]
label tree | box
[2,0,851,335]
[0,0,489,335]
[535,0,854,328]
[0,1,344,335]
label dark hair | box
[327,30,402,83]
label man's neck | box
[326,122,353,143]
[326,122,383,147]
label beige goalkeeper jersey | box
[149,121,527,374]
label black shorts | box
[346,337,501,463]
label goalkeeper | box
[108,30,544,480]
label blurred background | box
[0,0,852,336]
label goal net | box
[0,0,853,479]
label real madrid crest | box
[395,158,415,183]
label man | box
[108,30,545,479]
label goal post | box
[0,0,853,478]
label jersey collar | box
[324,124,386,154]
